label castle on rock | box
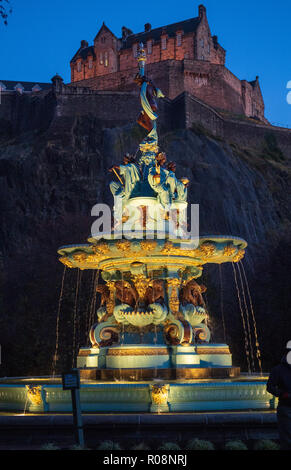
[70,4,266,122]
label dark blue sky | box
[1,0,291,127]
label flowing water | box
[86,270,97,342]
[51,266,67,377]
[237,262,255,372]
[218,264,227,343]
[72,269,82,368]
[232,262,251,373]
[239,260,263,374]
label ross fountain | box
[0,44,274,414]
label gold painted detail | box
[73,251,88,262]
[93,241,110,255]
[151,384,169,405]
[167,278,181,315]
[161,241,200,257]
[223,245,237,257]
[233,249,246,263]
[200,242,216,257]
[106,281,116,316]
[26,385,43,406]
[115,240,132,254]
[196,347,230,355]
[140,240,157,252]
[59,256,73,268]
[132,274,150,301]
[78,350,92,357]
[107,348,169,356]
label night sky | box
[1,0,290,127]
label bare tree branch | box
[0,0,12,26]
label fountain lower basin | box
[0,375,274,413]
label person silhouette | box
[267,340,291,450]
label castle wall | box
[182,91,291,158]
[0,90,54,134]
[2,83,289,159]
[69,58,265,121]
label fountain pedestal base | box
[77,343,239,380]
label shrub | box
[253,440,280,451]
[185,439,215,451]
[70,444,89,450]
[41,442,60,450]
[131,442,151,451]
[96,440,122,451]
[158,442,181,451]
[225,440,248,451]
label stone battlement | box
[1,78,290,158]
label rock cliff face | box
[0,113,290,376]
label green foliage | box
[185,438,215,450]
[225,440,248,451]
[131,442,151,451]
[190,122,224,142]
[261,133,285,162]
[41,442,60,450]
[96,440,122,450]
[253,440,280,451]
[158,442,181,451]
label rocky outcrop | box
[0,112,290,376]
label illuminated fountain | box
[0,44,273,413]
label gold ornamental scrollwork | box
[93,241,110,255]
[115,240,132,255]
[106,281,116,316]
[132,274,150,302]
[140,240,157,252]
[223,245,237,257]
[161,241,200,257]
[59,256,74,268]
[233,249,245,263]
[25,385,43,406]
[72,251,88,263]
[199,242,216,257]
[151,384,169,405]
[167,278,181,315]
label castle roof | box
[71,45,96,63]
[121,16,201,49]
[0,80,51,92]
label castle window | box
[176,32,182,47]
[201,55,205,61]
[101,37,106,44]
[100,53,103,65]
[32,84,41,92]
[133,43,138,57]
[147,40,152,55]
[104,51,109,67]
[88,58,93,69]
[15,83,24,94]
[161,36,167,50]
[77,61,82,72]
[200,38,204,48]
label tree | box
[0,0,12,25]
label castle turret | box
[199,4,207,18]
